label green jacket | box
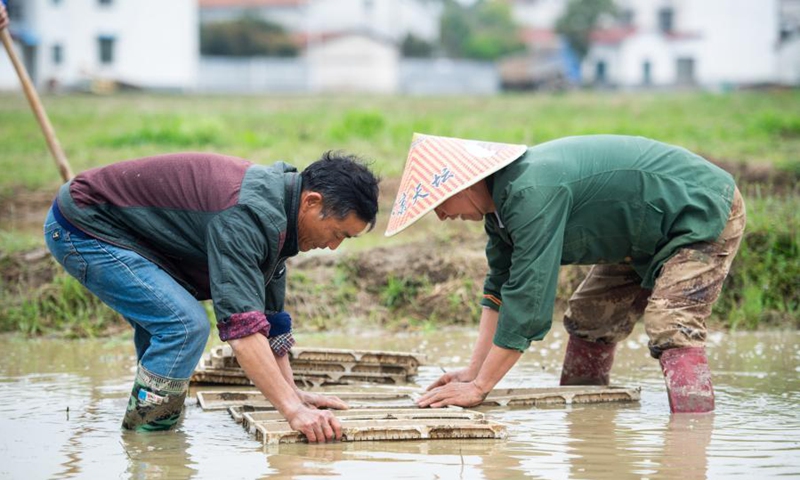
[56,153,301,339]
[480,135,735,351]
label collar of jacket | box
[280,172,301,258]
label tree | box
[440,0,525,61]
[556,0,616,60]
[200,15,298,57]
[402,34,434,58]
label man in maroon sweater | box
[47,150,379,437]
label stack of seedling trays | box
[196,390,507,445]
[194,385,640,445]
[191,345,426,388]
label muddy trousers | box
[562,189,745,411]
[44,207,210,430]
[563,188,746,357]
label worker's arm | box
[425,306,499,390]
[425,212,512,391]
[229,333,341,442]
[417,344,521,408]
[273,348,348,410]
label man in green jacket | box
[386,134,745,413]
[46,151,379,437]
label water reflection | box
[0,327,797,479]
[263,440,517,479]
[121,427,197,480]
[658,414,714,479]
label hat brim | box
[384,133,527,237]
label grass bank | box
[1,91,799,194]
[0,91,797,336]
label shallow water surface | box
[0,326,798,479]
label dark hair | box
[301,151,380,230]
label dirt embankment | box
[283,233,589,330]
[707,158,798,193]
[1,158,795,334]
[0,158,795,232]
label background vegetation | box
[0,91,797,336]
[200,15,299,57]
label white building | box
[510,0,799,88]
[779,0,800,84]
[511,0,566,30]
[583,0,790,88]
[0,0,198,92]
[306,31,399,93]
[199,0,441,43]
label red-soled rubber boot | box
[659,347,715,413]
[559,336,616,386]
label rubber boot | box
[122,364,189,432]
[560,335,616,386]
[659,347,715,413]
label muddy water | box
[0,326,798,480]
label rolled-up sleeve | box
[492,186,571,352]
[265,311,295,356]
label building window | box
[658,8,674,33]
[98,36,115,64]
[676,57,695,85]
[52,44,63,65]
[642,60,652,85]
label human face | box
[297,192,370,252]
[433,182,494,222]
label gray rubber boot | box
[122,364,189,432]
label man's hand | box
[416,381,488,408]
[286,404,343,443]
[0,3,9,31]
[298,390,349,410]
[230,334,344,443]
[425,367,477,391]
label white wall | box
[0,0,197,91]
[512,0,566,29]
[308,0,441,42]
[618,34,667,86]
[307,35,398,93]
[681,0,778,85]
[198,56,308,93]
[614,0,691,32]
[585,0,782,87]
[778,35,800,84]
[0,43,19,90]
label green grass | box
[0,272,121,337]
[1,91,799,195]
[0,91,798,336]
[718,188,800,329]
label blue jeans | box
[44,207,210,380]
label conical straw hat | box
[385,133,527,237]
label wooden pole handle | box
[1,28,74,181]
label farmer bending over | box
[386,134,744,413]
[45,151,379,436]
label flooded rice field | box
[0,325,798,479]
